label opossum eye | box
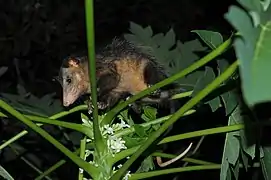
[66,78,72,84]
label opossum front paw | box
[97,102,108,110]
[87,101,108,114]
[147,84,161,96]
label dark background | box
[0,0,262,179]
[0,0,235,97]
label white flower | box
[82,118,93,128]
[123,171,131,180]
[120,120,130,128]
[107,136,127,153]
[79,168,84,174]
[103,124,114,135]
[86,138,92,143]
[117,114,124,121]
[111,120,130,132]
[84,150,93,160]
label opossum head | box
[58,56,90,107]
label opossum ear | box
[67,57,80,68]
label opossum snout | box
[63,93,78,107]
[63,100,71,107]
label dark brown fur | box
[58,37,178,111]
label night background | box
[0,0,263,180]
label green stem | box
[110,60,238,179]
[35,160,66,180]
[79,137,87,180]
[0,99,97,177]
[103,37,232,125]
[85,0,105,154]
[23,116,93,138]
[159,123,244,144]
[0,105,87,150]
[129,165,221,179]
[171,90,193,100]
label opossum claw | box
[97,101,108,110]
[147,84,161,96]
[87,99,109,114]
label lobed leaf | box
[225,2,271,106]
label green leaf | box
[192,66,221,111]
[134,124,147,137]
[0,165,14,180]
[218,59,238,115]
[125,22,155,48]
[160,28,176,50]
[174,39,207,71]
[141,106,157,122]
[218,59,230,78]
[118,108,134,126]
[177,71,203,91]
[152,33,164,45]
[221,90,238,116]
[220,158,230,180]
[208,97,221,112]
[192,67,215,96]
[81,113,90,121]
[225,3,271,106]
[231,158,240,180]
[129,22,153,43]
[136,156,155,173]
[225,132,240,165]
[230,106,259,161]
[240,149,249,171]
[122,136,147,148]
[172,40,207,90]
[226,168,232,180]
[240,127,256,159]
[220,107,242,180]
[261,146,271,180]
[0,84,63,117]
[237,0,262,12]
[144,26,153,38]
[192,30,224,49]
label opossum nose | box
[63,101,70,107]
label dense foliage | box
[1,0,271,180]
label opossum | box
[56,37,194,166]
[57,37,181,112]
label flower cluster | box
[101,119,130,155]
[80,113,132,179]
